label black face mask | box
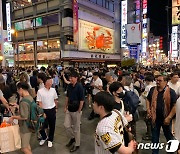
[117,92,125,99]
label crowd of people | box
[0,64,180,154]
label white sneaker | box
[48,141,53,148]
[39,139,47,146]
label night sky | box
[148,0,172,53]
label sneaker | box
[48,141,53,148]
[39,138,47,146]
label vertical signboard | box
[121,0,127,48]
[129,45,138,60]
[135,0,141,23]
[142,0,148,56]
[6,3,11,42]
[73,0,78,48]
[172,0,180,25]
[172,26,178,51]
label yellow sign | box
[172,0,180,25]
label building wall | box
[10,0,120,67]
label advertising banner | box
[172,0,180,25]
[37,52,60,60]
[78,20,114,53]
[129,45,138,60]
[6,3,11,42]
[172,26,178,51]
[121,0,127,48]
[142,0,148,56]
[73,0,79,48]
[126,23,141,44]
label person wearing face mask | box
[109,82,133,123]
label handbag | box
[68,100,80,112]
[113,109,138,154]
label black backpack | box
[123,90,140,114]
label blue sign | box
[129,45,138,60]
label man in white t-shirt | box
[94,91,136,154]
[88,72,103,120]
[168,72,180,95]
[37,76,58,148]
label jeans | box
[152,119,174,154]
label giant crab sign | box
[86,27,113,51]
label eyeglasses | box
[156,80,163,82]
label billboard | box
[126,23,141,44]
[6,3,11,41]
[142,0,148,56]
[73,0,79,48]
[172,0,180,25]
[78,20,114,53]
[172,26,178,51]
[129,45,138,60]
[121,0,127,48]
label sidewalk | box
[10,91,168,154]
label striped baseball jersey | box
[95,110,124,154]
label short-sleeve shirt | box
[67,82,84,103]
[0,90,3,98]
[19,95,33,134]
[37,87,58,109]
[95,111,124,154]
[147,86,177,119]
[92,77,103,95]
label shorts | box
[20,132,31,148]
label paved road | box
[10,90,168,154]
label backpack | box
[21,98,45,133]
[123,90,140,114]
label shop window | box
[64,8,73,18]
[24,42,33,52]
[19,44,25,53]
[37,40,48,50]
[48,39,60,49]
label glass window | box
[23,20,33,29]
[102,0,106,7]
[15,22,24,31]
[105,1,109,9]
[19,43,25,53]
[64,8,73,18]
[24,42,34,52]
[47,14,58,25]
[97,0,103,6]
[37,40,48,50]
[48,39,60,49]
[109,2,114,12]
[90,0,97,3]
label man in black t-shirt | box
[146,75,177,154]
[64,71,84,152]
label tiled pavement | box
[10,90,168,154]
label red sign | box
[143,0,147,9]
